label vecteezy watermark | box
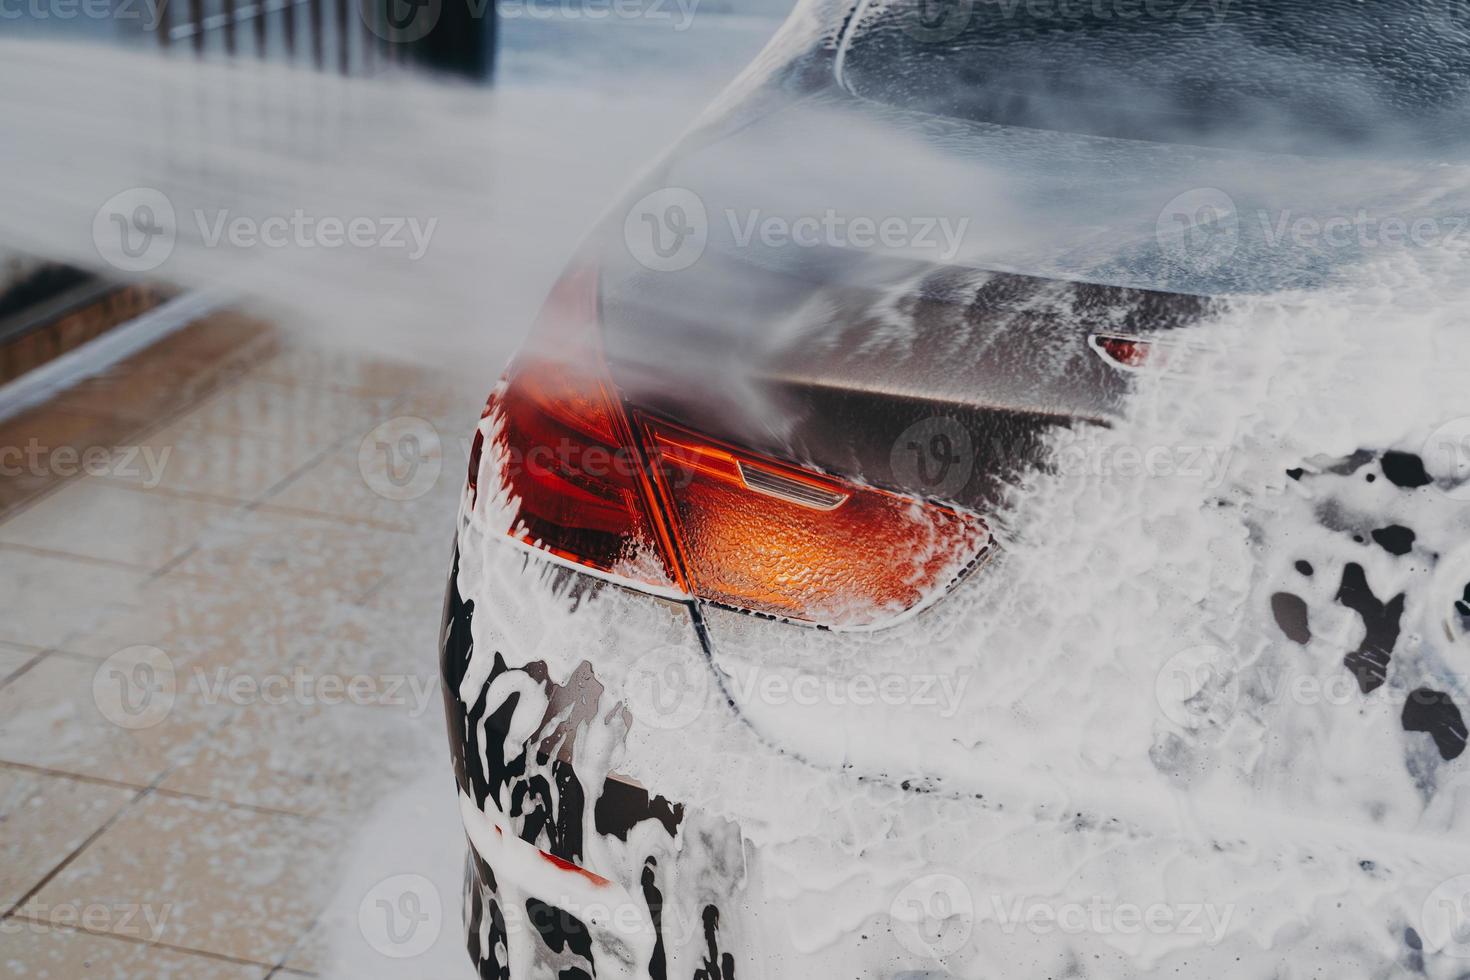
[1156,187,1240,274]
[890,874,975,959]
[723,209,970,262]
[624,187,709,273]
[94,187,177,274]
[358,0,697,43]
[192,666,440,717]
[896,0,1233,44]
[623,188,971,272]
[500,0,700,28]
[92,646,177,731]
[1154,644,1236,731]
[194,209,437,259]
[92,648,441,727]
[92,188,438,273]
[0,440,171,487]
[1423,875,1470,959]
[2,902,173,941]
[358,416,443,502]
[359,0,444,42]
[1157,187,1470,273]
[1051,430,1234,488]
[1155,640,1470,732]
[991,895,1235,943]
[622,647,710,731]
[1423,417,1470,501]
[727,667,974,718]
[1255,209,1470,252]
[622,651,973,732]
[890,417,976,500]
[359,874,442,958]
[0,0,167,30]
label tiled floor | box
[0,312,485,975]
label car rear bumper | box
[442,494,1465,980]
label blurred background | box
[0,2,786,976]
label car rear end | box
[441,0,1470,976]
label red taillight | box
[471,265,991,628]
[471,266,681,591]
[1089,333,1152,369]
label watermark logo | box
[358,416,443,501]
[1156,187,1238,274]
[0,440,171,487]
[359,874,442,958]
[2,901,172,941]
[898,0,973,42]
[625,187,707,273]
[93,653,440,727]
[890,416,975,500]
[92,645,176,731]
[899,0,1233,43]
[890,873,975,959]
[195,209,437,259]
[359,0,442,41]
[499,0,700,29]
[1051,430,1234,488]
[728,667,973,718]
[0,0,168,31]
[1154,643,1235,730]
[1423,418,1470,501]
[95,188,437,269]
[992,895,1234,942]
[1256,209,1470,252]
[622,647,709,730]
[725,209,969,261]
[1423,875,1470,958]
[94,187,176,274]
[191,666,440,717]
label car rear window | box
[839,0,1470,155]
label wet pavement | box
[0,312,485,976]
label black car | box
[442,1,1470,976]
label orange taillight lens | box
[643,420,990,627]
[471,265,990,627]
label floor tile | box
[45,315,277,428]
[95,420,319,505]
[0,653,226,788]
[390,384,490,434]
[0,924,267,979]
[0,480,240,571]
[0,647,40,685]
[0,410,138,521]
[55,580,320,671]
[0,548,146,650]
[159,698,437,819]
[25,793,333,966]
[252,345,436,398]
[163,510,416,606]
[179,376,395,454]
[0,768,137,913]
[261,417,465,533]
[279,921,328,974]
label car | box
[440,0,1470,976]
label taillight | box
[470,265,991,628]
[1090,333,1152,369]
[643,420,988,626]
[470,265,681,591]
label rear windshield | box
[839,0,1470,155]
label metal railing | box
[157,0,496,78]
